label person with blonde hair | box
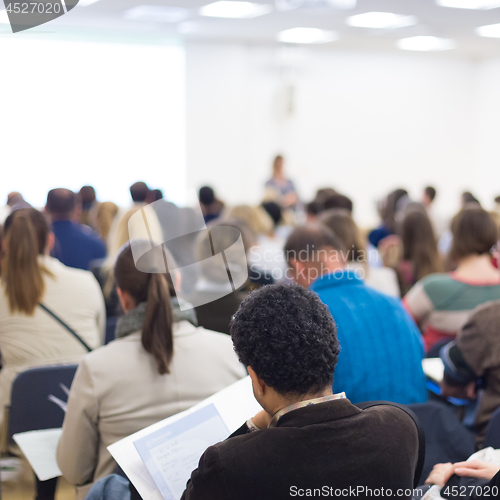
[95,201,119,246]
[0,208,104,426]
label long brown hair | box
[401,209,443,281]
[114,244,174,375]
[2,209,52,315]
[449,206,498,263]
[319,209,366,262]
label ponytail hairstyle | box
[2,208,52,315]
[114,243,175,375]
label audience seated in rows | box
[57,243,246,499]
[404,206,500,353]
[0,208,104,428]
[87,283,421,500]
[284,224,427,404]
[319,208,400,297]
[47,188,106,270]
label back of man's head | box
[130,182,150,203]
[285,224,346,264]
[46,189,76,219]
[230,283,340,397]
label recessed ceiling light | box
[277,27,339,44]
[476,23,500,37]
[124,6,190,23]
[200,1,272,18]
[78,0,101,6]
[178,21,198,34]
[346,12,417,29]
[436,0,500,9]
[397,36,457,51]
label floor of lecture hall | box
[3,458,74,500]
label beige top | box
[57,321,246,498]
[0,256,105,425]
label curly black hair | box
[230,283,340,396]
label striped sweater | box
[403,273,500,351]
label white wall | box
[186,43,478,226]
[0,38,186,208]
[474,57,500,207]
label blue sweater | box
[51,220,106,271]
[310,270,427,405]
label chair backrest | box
[8,364,78,440]
[484,407,500,449]
[408,401,476,485]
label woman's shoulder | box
[79,333,142,370]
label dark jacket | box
[181,399,419,500]
[193,290,247,335]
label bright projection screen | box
[0,38,186,208]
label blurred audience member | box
[0,192,29,224]
[319,209,399,297]
[246,201,292,283]
[462,191,481,208]
[380,207,444,296]
[404,206,500,353]
[57,243,245,498]
[129,181,150,204]
[225,205,274,238]
[421,185,447,237]
[199,186,224,224]
[285,224,427,404]
[95,201,119,247]
[79,185,98,229]
[264,155,299,210]
[46,189,106,270]
[0,208,104,428]
[440,300,500,441]
[369,188,409,248]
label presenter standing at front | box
[264,155,299,210]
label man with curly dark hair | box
[181,283,420,500]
